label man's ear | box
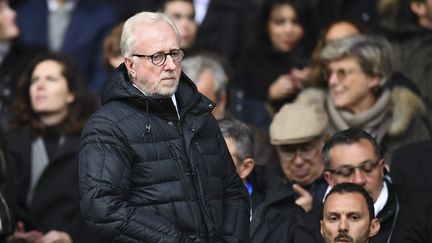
[323,171,333,186]
[238,158,255,180]
[320,220,324,238]
[124,57,137,79]
[369,218,381,238]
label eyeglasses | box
[278,138,323,161]
[327,160,381,178]
[323,68,358,81]
[132,49,185,66]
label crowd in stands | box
[0,0,431,242]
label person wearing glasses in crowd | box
[78,11,250,242]
[295,34,430,164]
[293,128,403,243]
[248,102,329,242]
[320,183,380,243]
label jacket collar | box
[101,63,214,120]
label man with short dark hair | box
[293,128,401,243]
[321,183,380,243]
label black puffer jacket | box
[79,64,250,243]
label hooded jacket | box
[79,64,250,242]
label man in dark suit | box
[390,140,432,192]
[390,141,432,243]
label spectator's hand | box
[8,221,44,243]
[35,231,72,243]
[293,183,313,213]
[268,74,298,101]
[290,67,310,85]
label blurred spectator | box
[0,127,13,240]
[193,0,257,66]
[383,0,432,126]
[389,140,432,242]
[320,183,380,243]
[306,20,368,88]
[390,140,432,192]
[313,0,381,33]
[268,102,328,211]
[4,53,99,242]
[182,52,228,119]
[298,34,430,163]
[293,128,401,243]
[0,0,46,130]
[91,0,159,20]
[218,117,266,211]
[248,102,329,243]
[15,0,119,92]
[234,0,317,129]
[102,21,123,73]
[391,188,432,243]
[182,52,278,166]
[160,0,197,52]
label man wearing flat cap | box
[249,102,329,243]
[269,102,329,211]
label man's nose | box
[292,149,306,165]
[164,55,177,70]
[352,168,366,185]
[339,217,349,232]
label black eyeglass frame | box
[326,159,381,177]
[132,49,185,66]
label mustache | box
[334,232,353,242]
[161,72,178,80]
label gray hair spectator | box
[300,34,431,164]
[182,53,228,119]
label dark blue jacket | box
[16,0,118,92]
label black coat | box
[392,189,432,243]
[79,64,250,242]
[249,186,304,243]
[249,166,327,243]
[390,141,432,192]
[4,127,99,242]
[293,179,400,243]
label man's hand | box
[292,183,313,213]
[35,230,72,243]
[8,221,44,243]
[268,74,298,101]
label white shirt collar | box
[47,0,78,12]
[373,181,388,217]
[323,181,388,217]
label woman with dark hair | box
[4,53,99,243]
[234,0,317,129]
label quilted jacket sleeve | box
[216,128,251,243]
[79,116,185,243]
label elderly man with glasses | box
[247,102,329,243]
[79,11,250,242]
[293,128,403,243]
